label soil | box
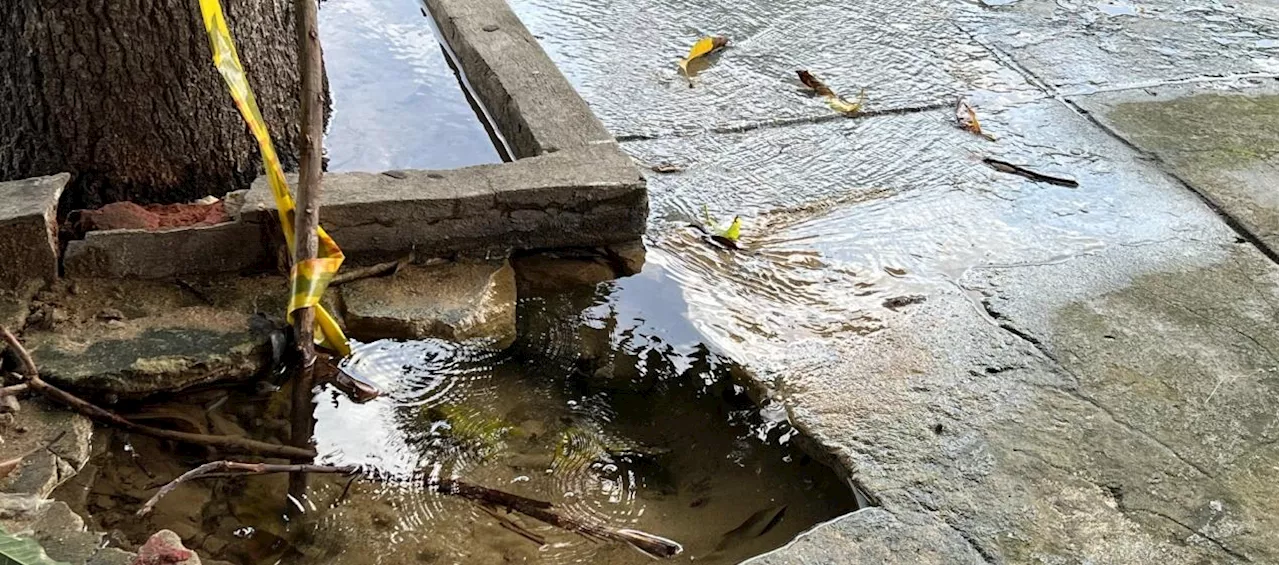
[75,201,230,233]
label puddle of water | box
[76,268,857,564]
[319,0,502,171]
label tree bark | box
[0,0,305,210]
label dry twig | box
[329,254,413,286]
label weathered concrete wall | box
[241,144,645,261]
[62,221,272,279]
[0,174,67,289]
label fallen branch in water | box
[136,460,359,516]
[1,327,314,460]
[434,477,684,558]
[136,461,684,559]
[329,253,413,286]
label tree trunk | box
[0,0,305,210]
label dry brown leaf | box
[796,70,865,116]
[796,70,836,98]
[956,98,996,141]
[678,36,729,85]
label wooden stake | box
[289,0,326,503]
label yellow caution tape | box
[198,0,351,358]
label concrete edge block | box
[239,144,646,260]
[424,0,614,157]
[0,173,70,290]
[63,221,270,280]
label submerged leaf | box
[0,528,70,565]
[796,70,864,115]
[678,36,729,84]
[956,98,996,141]
[714,505,787,551]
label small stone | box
[23,304,277,398]
[512,254,616,294]
[482,23,500,32]
[97,308,126,321]
[342,260,517,348]
[0,395,19,414]
[883,295,927,311]
[0,399,92,498]
[605,240,646,275]
[132,530,201,565]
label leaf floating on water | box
[678,36,729,85]
[696,205,743,249]
[796,70,864,115]
[0,528,70,565]
[714,505,787,551]
[956,98,996,141]
[718,216,742,242]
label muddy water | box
[76,269,856,564]
[318,0,501,171]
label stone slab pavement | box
[504,0,1278,562]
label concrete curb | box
[424,0,615,158]
[9,0,643,285]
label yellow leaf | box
[679,36,728,81]
[719,216,742,241]
[824,92,864,115]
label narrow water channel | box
[318,0,501,171]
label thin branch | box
[137,461,358,515]
[137,461,684,559]
[329,254,412,286]
[1,327,313,460]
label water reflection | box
[319,0,500,171]
[295,268,856,564]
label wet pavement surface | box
[504,0,1278,562]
